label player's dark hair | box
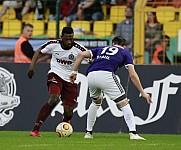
[23,23,33,29]
[161,34,170,46]
[62,27,74,36]
[161,34,170,40]
[112,36,126,46]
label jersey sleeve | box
[90,48,99,59]
[124,50,134,68]
[40,41,54,54]
[74,42,88,52]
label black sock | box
[130,131,137,134]
[86,130,92,134]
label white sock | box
[86,102,100,132]
[121,104,136,132]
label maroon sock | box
[62,111,73,123]
[62,116,70,123]
[32,103,53,131]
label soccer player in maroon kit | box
[27,27,87,137]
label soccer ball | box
[56,122,73,137]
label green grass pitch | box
[0,131,181,150]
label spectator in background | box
[0,0,36,20]
[36,0,47,20]
[126,0,134,8]
[115,0,127,5]
[115,7,133,53]
[60,0,78,20]
[152,34,171,64]
[46,0,57,20]
[14,23,49,63]
[20,0,36,20]
[37,0,78,21]
[66,0,104,26]
[34,0,56,20]
[14,23,34,63]
[47,0,78,21]
[145,11,163,62]
[110,0,134,6]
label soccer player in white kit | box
[70,36,152,140]
[27,27,88,137]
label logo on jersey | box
[97,55,110,60]
[0,67,20,126]
[48,77,58,83]
[68,54,74,60]
[56,58,72,65]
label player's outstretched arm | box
[70,51,91,83]
[127,65,152,104]
[27,48,42,79]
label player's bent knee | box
[48,94,59,106]
[91,96,103,106]
[116,99,129,108]
[92,99,102,106]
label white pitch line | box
[130,143,176,146]
[19,143,115,147]
[19,144,54,147]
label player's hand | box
[27,68,34,79]
[142,92,152,104]
[70,73,77,84]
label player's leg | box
[21,0,35,17]
[61,80,78,124]
[116,98,136,132]
[62,105,74,124]
[30,73,61,137]
[116,99,145,140]
[84,94,104,139]
[30,89,59,137]
[30,94,59,131]
[0,1,22,17]
[103,73,145,140]
[84,72,104,139]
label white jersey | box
[41,39,87,82]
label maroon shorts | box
[47,73,77,107]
